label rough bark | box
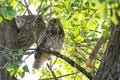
[0,15,45,80]
[94,21,120,80]
[0,19,18,80]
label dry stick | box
[86,36,108,68]
[51,51,93,80]
[51,57,58,67]
[40,71,80,80]
[47,64,58,80]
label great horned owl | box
[33,18,64,69]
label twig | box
[0,44,36,53]
[85,10,97,26]
[40,71,80,80]
[40,5,50,15]
[49,0,52,20]
[22,53,32,61]
[80,46,101,61]
[51,57,58,67]
[23,0,32,15]
[16,0,32,15]
[47,63,58,80]
[0,63,8,69]
[86,36,108,68]
[0,44,17,52]
[32,0,44,25]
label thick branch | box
[52,51,93,80]
[25,50,92,79]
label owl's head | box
[47,18,62,29]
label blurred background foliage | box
[0,0,120,80]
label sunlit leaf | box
[0,16,3,23]
[74,35,84,43]
[55,69,62,75]
[18,69,25,78]
[102,23,109,29]
[66,0,71,9]
[111,14,118,25]
[0,0,4,4]
[10,0,17,8]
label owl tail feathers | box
[33,52,53,69]
[33,59,41,69]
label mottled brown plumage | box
[33,18,64,69]
[17,15,46,50]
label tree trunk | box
[0,19,19,80]
[0,15,45,80]
[94,21,120,79]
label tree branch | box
[40,71,80,80]
[51,51,93,80]
[16,0,32,15]
[24,50,93,79]
[47,63,58,80]
[86,36,108,68]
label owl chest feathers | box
[43,27,64,52]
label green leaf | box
[111,14,118,25]
[74,35,84,43]
[91,2,95,7]
[0,0,5,4]
[73,27,79,36]
[18,70,25,78]
[23,65,29,72]
[84,27,90,32]
[1,7,16,20]
[18,49,23,56]
[10,0,17,8]
[66,0,71,9]
[6,64,18,76]
[102,29,109,37]
[85,2,89,7]
[15,61,23,66]
[0,16,3,23]
[55,69,62,75]
[102,23,109,29]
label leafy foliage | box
[1,0,120,80]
